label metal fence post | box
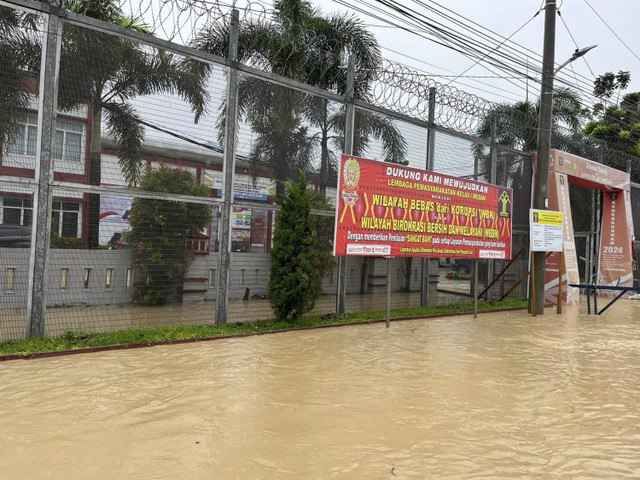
[215,9,240,325]
[421,86,436,306]
[336,56,355,316]
[486,122,498,301]
[25,7,63,339]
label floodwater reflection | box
[1,301,640,479]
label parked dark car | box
[0,225,31,247]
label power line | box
[344,0,640,137]
[367,0,540,94]
[248,0,640,136]
[401,0,599,99]
[420,0,597,89]
[352,0,600,114]
[557,9,596,78]
[327,0,530,101]
[445,9,541,86]
[582,0,640,64]
[346,0,609,113]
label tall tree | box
[269,173,321,321]
[0,6,38,159]
[127,165,212,305]
[593,70,631,111]
[194,0,407,295]
[477,87,583,153]
[193,0,406,198]
[585,72,639,158]
[584,92,640,157]
[5,0,207,248]
[475,87,583,189]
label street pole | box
[336,55,355,316]
[421,86,437,306]
[530,0,557,315]
[26,6,63,338]
[215,9,240,325]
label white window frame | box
[0,196,33,226]
[54,118,85,163]
[51,200,82,238]
[5,113,85,163]
[5,114,37,157]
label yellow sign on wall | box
[530,209,563,252]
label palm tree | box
[193,0,314,198]
[477,87,583,153]
[475,87,583,189]
[193,0,407,198]
[6,0,208,248]
[0,6,38,158]
[194,0,407,294]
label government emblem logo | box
[341,157,360,206]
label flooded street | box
[1,301,640,479]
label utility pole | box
[26,5,62,338]
[530,0,556,315]
[216,9,240,325]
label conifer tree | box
[269,173,321,321]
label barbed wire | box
[3,0,640,179]
[118,0,270,44]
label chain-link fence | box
[2,0,640,340]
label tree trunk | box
[404,257,412,292]
[275,155,287,200]
[275,140,291,202]
[359,256,369,294]
[87,106,102,249]
[319,99,329,194]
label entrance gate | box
[545,150,635,305]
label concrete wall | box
[1,248,133,308]
[2,249,525,310]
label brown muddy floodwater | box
[2,302,640,479]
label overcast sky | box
[261,0,640,106]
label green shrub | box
[269,173,321,321]
[126,165,212,305]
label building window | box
[6,268,16,291]
[6,114,37,156]
[60,268,69,290]
[83,268,91,289]
[1,197,33,226]
[54,119,84,162]
[105,268,113,289]
[6,113,84,162]
[52,201,81,237]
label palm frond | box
[103,102,145,186]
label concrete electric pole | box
[529,2,596,315]
[530,0,557,315]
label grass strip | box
[0,298,527,357]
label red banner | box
[598,190,635,290]
[333,155,513,259]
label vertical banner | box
[598,190,635,294]
[545,171,579,306]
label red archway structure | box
[544,149,635,305]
